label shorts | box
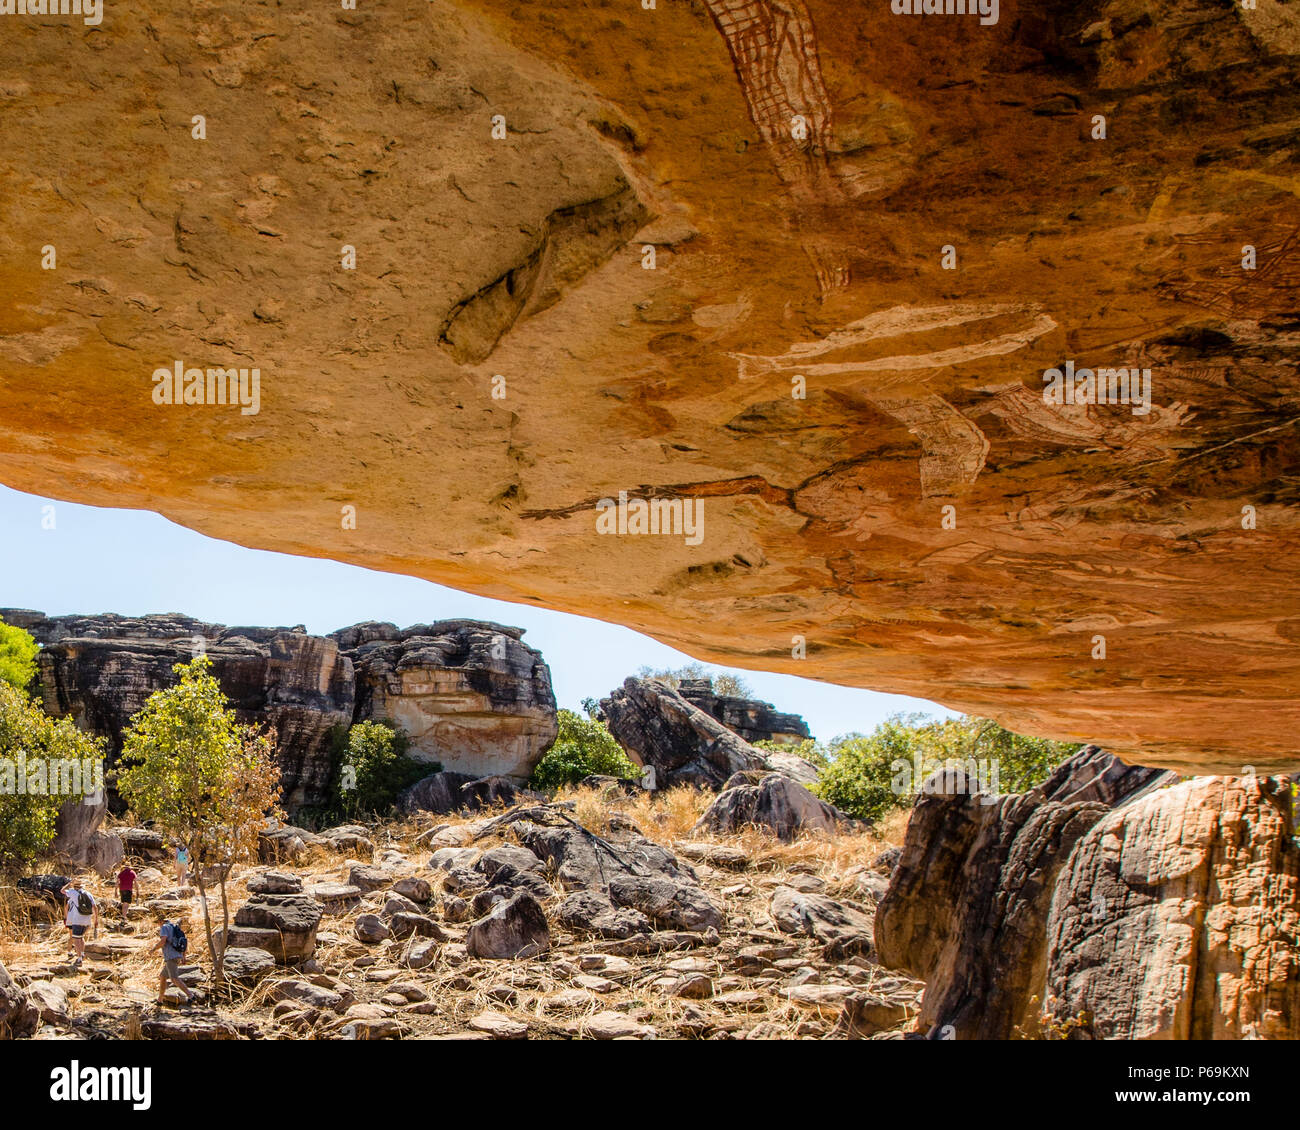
[119,890,133,904]
[68,924,87,937]
[163,958,182,980]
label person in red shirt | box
[117,864,137,911]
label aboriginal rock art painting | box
[702,0,852,292]
[730,302,1189,497]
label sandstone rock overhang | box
[0,2,1297,771]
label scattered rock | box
[466,892,550,960]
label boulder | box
[391,876,432,903]
[770,887,875,959]
[247,870,303,895]
[399,771,534,816]
[0,962,39,1038]
[221,947,277,984]
[874,745,1174,1039]
[466,892,551,960]
[675,678,811,746]
[348,865,395,892]
[693,771,853,841]
[598,678,766,789]
[514,809,721,932]
[354,915,391,944]
[1044,774,1300,1040]
[120,828,168,861]
[232,893,323,963]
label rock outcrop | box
[874,746,1172,1039]
[7,611,557,811]
[875,747,1300,1039]
[599,677,817,790]
[329,621,557,779]
[677,679,811,746]
[693,770,853,841]
[1044,774,1300,1040]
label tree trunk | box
[215,869,231,985]
[194,873,220,986]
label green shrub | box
[0,618,38,694]
[0,681,106,868]
[530,709,641,790]
[814,714,1079,822]
[332,720,431,819]
[635,664,753,699]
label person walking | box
[60,881,99,967]
[150,919,196,1007]
[174,845,189,887]
[116,864,137,912]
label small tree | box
[0,682,105,868]
[0,618,38,694]
[530,709,641,790]
[116,657,281,985]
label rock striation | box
[875,747,1300,1039]
[6,610,557,812]
[676,679,811,746]
[599,677,818,790]
[1,3,1298,771]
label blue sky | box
[0,484,951,742]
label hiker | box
[174,845,189,887]
[116,863,137,911]
[150,919,196,1007]
[60,881,99,967]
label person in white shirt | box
[60,882,99,966]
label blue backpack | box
[167,921,188,955]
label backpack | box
[167,921,188,955]
[76,890,94,916]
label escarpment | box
[5,610,558,812]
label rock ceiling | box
[1,0,1298,770]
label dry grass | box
[0,787,917,1040]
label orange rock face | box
[0,1,1297,770]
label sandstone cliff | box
[5,610,557,811]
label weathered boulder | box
[232,893,323,963]
[332,621,557,779]
[512,808,723,932]
[0,961,39,1038]
[677,678,811,746]
[465,891,551,959]
[51,795,123,876]
[874,746,1174,1039]
[693,771,853,841]
[120,828,168,861]
[247,870,303,896]
[1044,774,1300,1040]
[599,678,766,789]
[555,891,652,939]
[770,886,875,959]
[220,947,277,985]
[398,771,532,816]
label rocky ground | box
[0,784,917,1041]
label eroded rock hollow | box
[1,1,1298,770]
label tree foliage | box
[0,618,38,694]
[116,657,282,983]
[814,714,1079,822]
[0,682,106,868]
[332,720,429,819]
[530,709,641,790]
